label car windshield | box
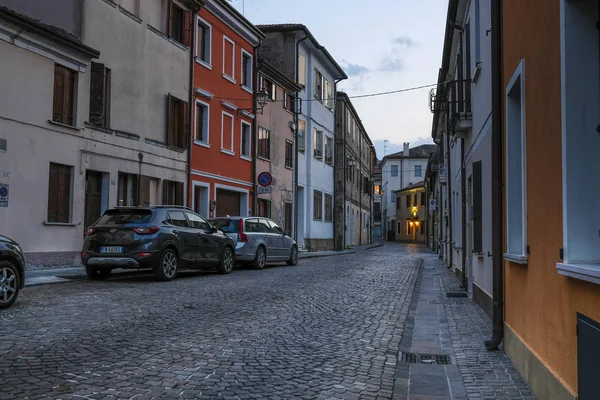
[95,209,153,225]
[210,218,239,233]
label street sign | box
[257,186,272,194]
[429,198,437,211]
[0,183,8,207]
[257,171,272,187]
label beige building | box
[395,182,426,243]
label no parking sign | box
[0,183,8,207]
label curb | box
[298,251,358,260]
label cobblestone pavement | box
[0,244,420,400]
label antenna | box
[226,0,245,15]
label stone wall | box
[304,238,334,252]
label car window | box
[268,220,284,235]
[245,218,260,232]
[186,212,211,231]
[259,219,273,233]
[168,211,188,227]
[210,218,239,233]
[96,209,153,225]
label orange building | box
[502,1,600,399]
[189,0,264,218]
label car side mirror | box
[210,226,218,234]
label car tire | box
[85,266,111,280]
[154,248,178,281]
[0,261,20,309]
[287,245,298,266]
[217,247,234,274]
[252,246,266,270]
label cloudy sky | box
[229,0,448,158]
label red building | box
[190,0,264,218]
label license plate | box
[100,246,124,254]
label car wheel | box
[252,246,266,269]
[85,266,111,280]
[217,247,234,274]
[287,245,298,266]
[0,261,20,309]
[154,249,178,281]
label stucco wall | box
[0,0,83,37]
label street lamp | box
[238,88,270,116]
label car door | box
[185,211,216,264]
[167,210,196,263]
[258,218,279,261]
[267,220,287,259]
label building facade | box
[333,92,375,250]
[256,24,347,251]
[395,182,426,244]
[189,0,264,219]
[254,60,301,234]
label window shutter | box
[176,181,184,206]
[89,62,106,126]
[53,66,65,123]
[139,176,151,206]
[162,181,169,204]
[168,0,174,37]
[47,164,59,222]
[182,100,189,149]
[421,192,426,206]
[406,195,410,208]
[183,10,192,47]
[167,94,174,145]
[473,161,483,253]
[57,166,71,223]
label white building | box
[380,143,436,241]
[257,25,347,251]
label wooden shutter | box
[89,62,106,126]
[473,161,483,253]
[57,165,72,223]
[406,195,410,208]
[167,94,174,146]
[53,66,65,123]
[182,100,189,149]
[167,0,174,37]
[162,180,169,204]
[421,192,426,206]
[183,10,192,47]
[139,176,151,206]
[176,181,184,205]
[47,164,59,222]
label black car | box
[81,206,235,281]
[0,235,25,309]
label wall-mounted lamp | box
[237,88,270,116]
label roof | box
[256,23,347,80]
[381,144,437,164]
[395,181,425,194]
[257,59,303,94]
[212,0,265,41]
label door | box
[345,205,350,247]
[258,218,279,260]
[284,202,293,236]
[577,313,600,399]
[268,219,287,259]
[216,189,241,217]
[185,211,218,264]
[166,210,196,262]
[85,171,103,230]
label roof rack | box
[153,205,194,211]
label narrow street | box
[0,244,533,400]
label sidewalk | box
[393,253,535,400]
[298,242,384,259]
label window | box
[324,193,333,222]
[396,200,400,210]
[314,69,323,101]
[168,1,191,46]
[313,129,323,159]
[168,211,188,227]
[53,64,76,126]
[297,53,306,86]
[313,190,323,220]
[47,163,72,223]
[474,0,481,63]
[195,100,209,144]
[297,120,305,152]
[240,121,251,159]
[186,212,211,231]
[257,199,271,218]
[346,112,352,136]
[406,221,411,235]
[406,195,411,208]
[258,218,272,233]
[285,139,293,168]
[269,220,284,235]
[414,194,418,207]
[258,127,270,159]
[241,50,252,89]
[505,60,526,260]
[223,36,235,81]
[391,191,396,203]
[163,180,184,205]
[167,94,189,149]
[89,62,111,128]
[420,192,426,206]
[472,161,483,253]
[196,17,211,65]
[117,172,138,206]
[221,112,234,154]
[258,75,275,100]
[284,92,294,113]
[364,177,370,194]
[391,165,398,177]
[415,165,422,177]
[324,79,334,109]
[346,158,352,181]
[420,221,425,235]
[324,136,333,165]
[397,222,402,235]
[245,218,260,232]
[374,185,381,195]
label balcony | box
[447,79,472,137]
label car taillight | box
[133,226,159,235]
[84,228,96,237]
[238,219,248,242]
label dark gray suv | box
[81,206,235,281]
[0,235,25,309]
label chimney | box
[403,142,410,157]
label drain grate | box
[399,352,452,365]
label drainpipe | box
[251,45,260,217]
[342,107,347,249]
[446,117,453,269]
[461,138,467,289]
[485,0,504,351]
[359,128,362,246]
[187,2,202,208]
[293,34,309,243]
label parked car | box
[0,235,25,309]
[81,206,235,281]
[208,216,298,269]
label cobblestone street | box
[0,244,533,400]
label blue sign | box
[0,183,7,207]
[258,172,272,187]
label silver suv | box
[209,217,298,269]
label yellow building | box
[394,182,426,243]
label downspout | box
[461,138,467,289]
[333,77,343,249]
[359,127,362,246]
[485,0,504,351]
[446,114,453,269]
[293,34,309,242]
[187,3,202,208]
[251,45,260,216]
[343,106,347,249]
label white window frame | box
[220,111,235,155]
[504,59,528,264]
[297,52,306,86]
[240,119,252,161]
[195,16,212,70]
[193,99,210,148]
[222,35,236,84]
[324,135,333,166]
[313,128,323,160]
[297,119,306,152]
[414,164,422,177]
[241,49,253,94]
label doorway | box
[284,202,292,236]
[85,170,108,231]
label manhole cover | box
[399,352,452,365]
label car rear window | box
[210,218,239,233]
[95,209,153,225]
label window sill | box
[314,156,323,162]
[220,148,235,156]
[504,253,528,265]
[242,85,253,95]
[240,155,252,162]
[222,74,237,84]
[147,25,188,51]
[194,140,210,148]
[44,221,78,227]
[118,5,142,24]
[257,156,271,163]
[166,145,186,153]
[557,263,600,286]
[285,165,293,170]
[48,120,81,131]
[298,149,305,153]
[195,58,213,70]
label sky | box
[229,0,449,159]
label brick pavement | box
[0,244,420,400]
